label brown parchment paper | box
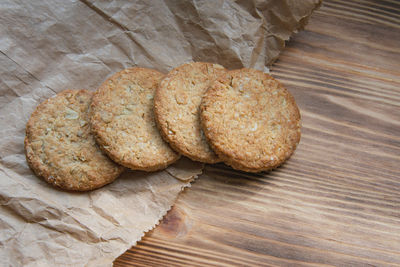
[0,0,321,266]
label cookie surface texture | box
[90,67,180,171]
[24,90,124,191]
[200,68,301,172]
[154,62,226,163]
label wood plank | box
[115,0,400,266]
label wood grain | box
[115,0,400,266]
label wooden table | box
[115,0,400,265]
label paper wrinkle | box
[0,0,320,266]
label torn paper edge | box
[111,172,202,264]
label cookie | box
[200,68,301,172]
[24,90,124,191]
[154,62,226,163]
[90,67,180,171]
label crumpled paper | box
[0,0,321,266]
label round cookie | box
[154,62,226,163]
[200,68,301,172]
[90,67,180,171]
[24,90,124,191]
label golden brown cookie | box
[90,67,180,171]
[24,90,124,191]
[154,62,226,163]
[200,68,301,172]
